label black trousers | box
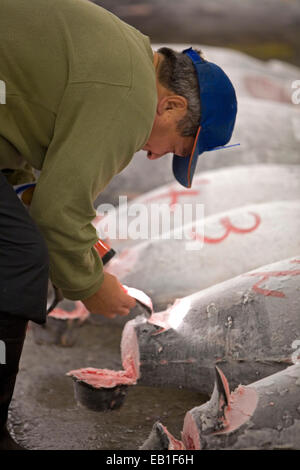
[0,171,49,324]
[0,312,27,431]
[0,170,49,432]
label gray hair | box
[157,47,204,137]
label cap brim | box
[172,127,204,188]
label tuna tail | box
[201,366,231,434]
[139,422,170,450]
[215,366,230,408]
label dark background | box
[92,0,300,66]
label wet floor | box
[8,317,207,450]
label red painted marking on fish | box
[190,212,261,244]
[192,177,210,187]
[143,185,201,210]
[244,76,291,104]
[244,268,300,297]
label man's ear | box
[157,95,188,115]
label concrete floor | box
[8,317,206,450]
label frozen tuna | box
[105,201,300,310]
[31,298,90,347]
[121,257,300,394]
[96,164,300,251]
[95,98,300,205]
[141,364,300,450]
[153,43,300,105]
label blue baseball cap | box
[172,47,238,188]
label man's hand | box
[82,272,136,318]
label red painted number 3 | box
[190,212,261,244]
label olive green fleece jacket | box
[0,0,157,300]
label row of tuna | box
[155,43,300,106]
[95,97,300,205]
[38,48,300,449]
[103,199,300,312]
[95,44,300,206]
[68,255,300,449]
[141,363,300,450]
[96,163,300,252]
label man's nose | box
[148,152,165,160]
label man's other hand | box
[81,272,136,318]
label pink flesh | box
[182,385,259,449]
[121,319,140,377]
[148,385,258,451]
[159,424,186,450]
[148,309,171,331]
[67,317,140,389]
[148,297,190,332]
[122,318,189,449]
[182,412,201,450]
[122,285,153,314]
[49,302,90,321]
[214,385,258,435]
[66,367,136,388]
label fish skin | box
[122,257,300,394]
[107,201,300,311]
[95,97,300,206]
[141,363,300,450]
[184,363,300,450]
[97,164,300,252]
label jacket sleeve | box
[29,82,147,300]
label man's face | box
[142,94,195,160]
